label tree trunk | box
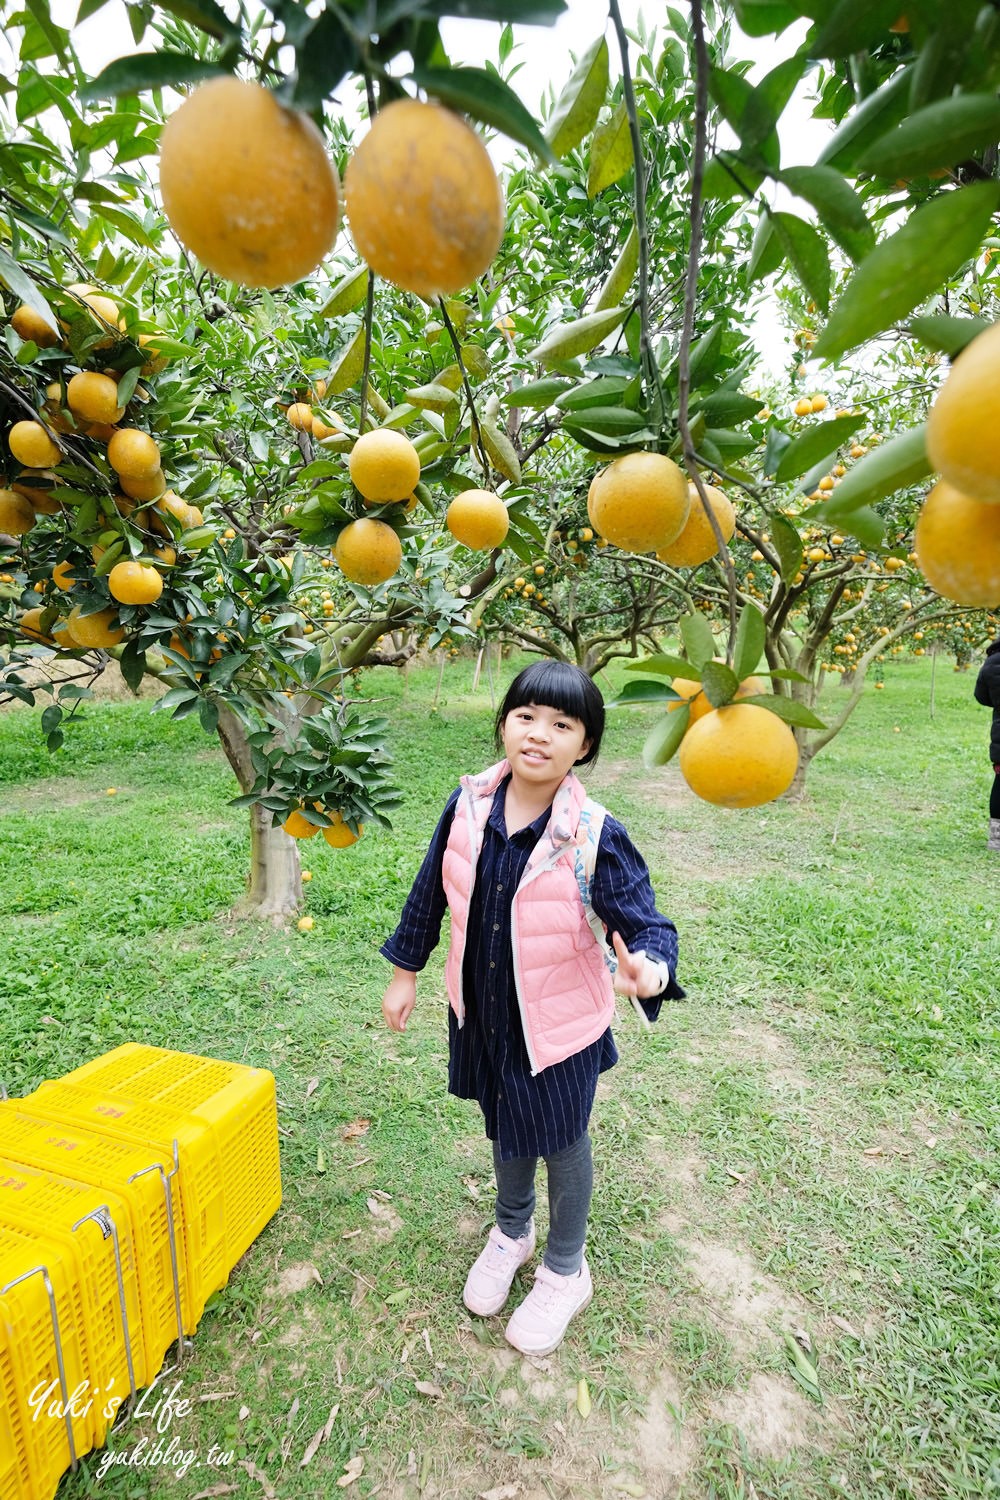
[217,705,303,923]
[786,729,814,801]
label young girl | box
[380,661,682,1355]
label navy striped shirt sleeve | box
[591,813,684,1021]
[380,788,460,972]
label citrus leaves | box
[527,305,629,366]
[857,94,1000,180]
[813,183,1000,362]
[588,103,633,197]
[546,35,609,158]
[804,426,932,523]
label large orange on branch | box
[335,517,402,585]
[914,480,1000,607]
[657,482,735,568]
[587,452,690,553]
[159,77,340,288]
[344,99,504,299]
[678,703,798,808]
[349,430,421,503]
[926,321,1000,504]
[446,489,509,549]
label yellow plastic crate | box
[25,1081,227,1329]
[0,1156,146,1430]
[1,1223,100,1497]
[59,1045,281,1271]
[0,1104,191,1375]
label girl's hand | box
[382,969,417,1032]
[611,932,665,999]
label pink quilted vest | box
[441,759,615,1076]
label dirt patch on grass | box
[725,1018,812,1093]
[710,1371,821,1459]
[680,1239,809,1356]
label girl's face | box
[502,702,591,794]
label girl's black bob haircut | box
[494,660,605,767]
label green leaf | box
[858,94,1000,180]
[770,212,831,315]
[771,513,804,584]
[555,376,632,410]
[546,35,609,158]
[587,102,633,197]
[594,226,639,313]
[732,603,765,682]
[908,314,992,357]
[680,612,717,669]
[806,424,930,516]
[701,659,738,707]
[748,213,783,283]
[696,391,765,424]
[817,67,911,175]
[377,0,567,25]
[460,344,490,380]
[742,55,805,148]
[506,377,573,407]
[732,0,802,35]
[289,10,358,108]
[321,265,370,320]
[411,66,554,162]
[814,183,1000,362]
[625,653,702,681]
[119,638,146,693]
[774,414,863,483]
[643,703,689,768]
[155,0,240,40]
[80,51,229,100]
[607,679,676,706]
[527,305,628,366]
[780,166,875,264]
[747,695,825,730]
[328,324,367,396]
[481,420,521,483]
[560,406,650,438]
[810,0,906,58]
[405,383,460,414]
[0,248,58,334]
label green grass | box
[1,654,997,1499]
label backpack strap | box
[574,797,652,1030]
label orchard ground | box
[1,656,997,1500]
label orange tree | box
[4,0,1000,854]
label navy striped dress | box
[381,773,682,1161]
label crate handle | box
[129,1141,190,1368]
[72,1205,138,1403]
[0,1261,80,1472]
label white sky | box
[45,0,833,373]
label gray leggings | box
[493,1132,593,1276]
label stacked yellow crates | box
[0,1044,281,1500]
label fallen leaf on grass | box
[239,1461,277,1499]
[576,1377,592,1418]
[191,1487,238,1499]
[725,1168,746,1183]
[414,1380,444,1398]
[342,1118,370,1139]
[317,1146,327,1174]
[478,1485,521,1500]
[783,1331,822,1404]
[306,1077,320,1098]
[830,1314,861,1339]
[461,1174,482,1200]
[342,1228,362,1240]
[198,1390,236,1403]
[862,1146,884,1157]
[300,1402,340,1466]
[336,1455,364,1487]
[239,1405,250,1420]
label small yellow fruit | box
[120,468,167,502]
[679,702,799,808]
[11,304,59,347]
[17,606,55,643]
[8,421,61,469]
[301,869,313,881]
[0,488,36,536]
[108,560,164,605]
[322,810,362,848]
[793,398,813,417]
[108,428,161,479]
[67,371,124,426]
[446,489,510,550]
[810,394,828,412]
[349,429,421,503]
[287,402,314,432]
[284,808,321,839]
[297,915,315,932]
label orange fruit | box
[914,480,1000,607]
[334,517,402,585]
[17,606,54,643]
[17,474,61,515]
[158,77,340,288]
[284,808,321,839]
[678,702,799,808]
[793,397,813,417]
[8,421,61,469]
[0,488,36,536]
[926,320,1000,504]
[67,371,124,425]
[287,402,314,431]
[67,605,125,648]
[810,394,828,412]
[52,559,79,590]
[11,304,59,347]
[657,483,735,568]
[64,284,120,345]
[349,429,421,503]
[151,491,203,534]
[587,453,690,553]
[322,811,362,848]
[108,560,164,605]
[120,467,167,502]
[108,428,161,479]
[345,98,504,300]
[313,412,345,441]
[446,489,509,549]
[669,670,765,724]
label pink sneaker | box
[504,1256,593,1355]
[463,1222,536,1316]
